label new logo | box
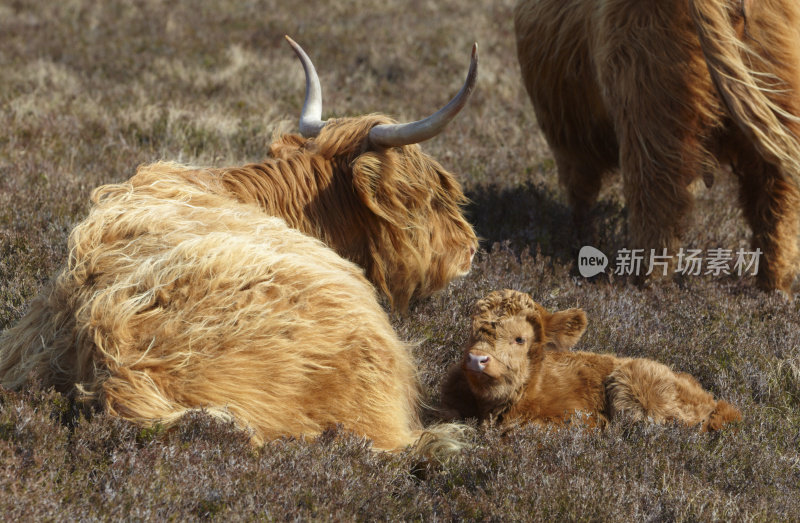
[578,246,608,278]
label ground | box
[1,0,798,520]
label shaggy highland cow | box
[515,0,800,292]
[0,172,462,453]
[441,290,741,431]
[127,37,479,310]
[0,38,479,454]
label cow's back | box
[1,175,422,449]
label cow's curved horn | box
[286,36,327,137]
[368,43,478,148]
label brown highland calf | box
[515,0,800,292]
[441,290,741,431]
[126,37,479,311]
[0,38,479,454]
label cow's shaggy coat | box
[128,113,477,311]
[441,290,742,431]
[0,175,469,453]
[515,0,800,292]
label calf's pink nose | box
[466,353,490,372]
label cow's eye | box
[514,336,525,345]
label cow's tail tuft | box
[409,422,472,461]
[690,0,800,181]
[0,289,63,391]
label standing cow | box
[515,0,800,292]
[0,39,479,454]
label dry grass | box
[1,0,799,520]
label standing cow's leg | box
[553,149,612,243]
[515,0,618,245]
[594,2,721,275]
[612,117,696,266]
[733,140,800,293]
[726,0,800,293]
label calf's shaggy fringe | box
[0,173,464,455]
[127,114,477,311]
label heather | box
[1,0,799,520]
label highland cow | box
[441,290,741,431]
[123,37,479,311]
[0,38,480,454]
[515,0,800,292]
[0,175,462,453]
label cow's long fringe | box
[0,172,465,454]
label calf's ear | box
[543,308,587,351]
[525,311,545,347]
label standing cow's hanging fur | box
[515,0,800,292]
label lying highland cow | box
[515,0,800,291]
[0,38,479,454]
[127,37,479,310]
[441,290,741,431]
[0,172,462,453]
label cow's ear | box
[351,154,400,224]
[543,308,587,351]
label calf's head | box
[461,290,587,405]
